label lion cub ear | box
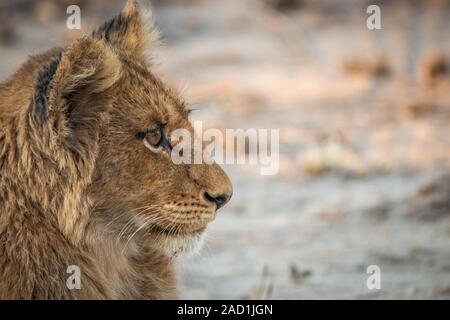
[92,0,158,62]
[33,37,121,134]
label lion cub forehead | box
[115,61,190,129]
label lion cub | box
[0,0,232,299]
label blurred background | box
[1,0,449,299]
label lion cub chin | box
[156,231,208,257]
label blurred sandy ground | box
[1,0,449,299]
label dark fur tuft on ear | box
[34,54,62,121]
[92,0,158,62]
[31,37,121,138]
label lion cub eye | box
[145,127,163,147]
[138,124,172,152]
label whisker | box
[116,206,161,244]
[122,214,165,253]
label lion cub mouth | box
[148,224,207,237]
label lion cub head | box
[90,1,232,255]
[89,2,233,255]
[1,1,232,257]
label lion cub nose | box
[190,162,233,210]
[203,192,232,210]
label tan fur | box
[0,0,232,299]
